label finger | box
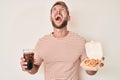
[21,65,27,71]
[20,57,26,63]
[20,61,27,65]
[21,57,25,61]
[81,56,88,61]
[21,62,27,71]
[101,57,105,60]
[20,57,27,65]
[20,57,28,71]
[20,61,27,69]
[100,63,104,67]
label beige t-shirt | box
[34,31,86,80]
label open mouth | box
[55,15,62,22]
[55,16,61,21]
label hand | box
[100,57,105,67]
[80,56,88,62]
[86,70,98,75]
[20,57,27,71]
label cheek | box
[62,12,68,18]
[51,16,55,21]
[62,10,68,15]
[51,14,54,19]
[51,12,55,17]
[51,13,54,17]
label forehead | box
[52,5,66,9]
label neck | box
[52,27,69,38]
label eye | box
[61,7,65,11]
[52,7,56,11]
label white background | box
[0,0,120,80]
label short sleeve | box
[79,37,88,61]
[34,39,43,66]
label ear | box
[68,15,70,21]
[50,16,52,22]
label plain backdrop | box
[0,0,120,80]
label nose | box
[56,9,61,14]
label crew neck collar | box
[51,31,70,39]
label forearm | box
[27,64,40,74]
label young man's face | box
[51,5,70,29]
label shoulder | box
[36,33,52,44]
[69,31,86,42]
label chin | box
[86,70,98,75]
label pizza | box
[82,59,101,67]
[80,58,102,71]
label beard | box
[51,19,68,29]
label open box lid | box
[85,41,103,59]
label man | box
[20,1,103,80]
